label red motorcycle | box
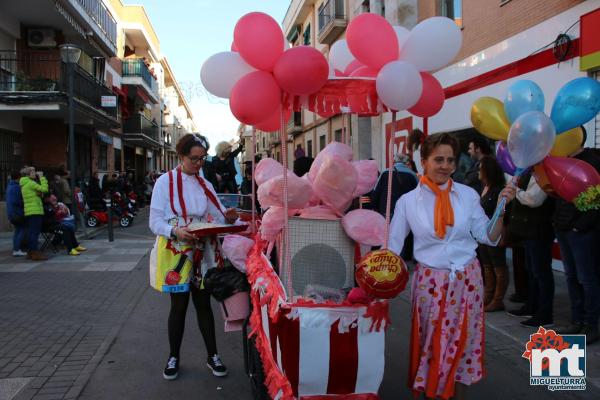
[85,192,134,228]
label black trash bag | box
[203,264,250,302]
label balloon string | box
[384,111,396,249]
[251,128,256,234]
[280,104,292,300]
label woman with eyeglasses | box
[149,133,238,381]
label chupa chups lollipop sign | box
[355,249,409,299]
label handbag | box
[149,168,227,293]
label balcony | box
[74,0,117,49]
[0,50,118,120]
[122,59,159,103]
[318,0,347,45]
[123,113,160,149]
[286,111,303,136]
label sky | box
[127,0,290,155]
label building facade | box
[277,0,599,173]
[0,0,195,230]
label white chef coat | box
[389,180,499,276]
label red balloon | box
[349,66,379,78]
[254,105,292,132]
[344,59,363,76]
[355,249,408,299]
[346,13,399,69]
[334,68,346,77]
[234,12,284,71]
[273,46,329,96]
[230,71,281,125]
[542,156,600,202]
[408,72,445,117]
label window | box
[293,111,302,126]
[303,24,311,45]
[114,148,121,171]
[362,0,370,13]
[319,135,326,151]
[262,136,266,149]
[307,140,313,158]
[440,0,462,27]
[334,128,343,142]
[98,142,108,170]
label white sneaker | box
[12,250,27,257]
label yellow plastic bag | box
[149,236,194,293]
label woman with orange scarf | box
[389,133,515,400]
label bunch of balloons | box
[471,77,600,210]
[330,14,461,117]
[201,12,330,131]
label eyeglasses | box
[187,155,207,164]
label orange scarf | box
[420,175,455,239]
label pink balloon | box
[408,72,445,117]
[254,105,292,132]
[344,59,363,76]
[342,209,385,246]
[274,46,329,96]
[313,155,357,214]
[346,13,399,69]
[260,206,298,242]
[230,71,280,125]
[349,66,379,78]
[542,156,600,202]
[352,160,379,196]
[234,12,284,71]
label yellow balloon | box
[470,97,511,141]
[550,127,583,157]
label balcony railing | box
[318,0,346,45]
[286,111,302,135]
[123,114,159,142]
[0,50,117,118]
[76,0,117,46]
[122,59,158,94]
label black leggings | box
[168,285,217,358]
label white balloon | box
[329,39,354,73]
[399,17,462,71]
[392,26,410,56]
[200,51,256,98]
[376,61,422,111]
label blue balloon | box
[504,80,545,123]
[550,77,600,134]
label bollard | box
[105,197,114,242]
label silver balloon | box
[507,111,556,169]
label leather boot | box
[29,251,48,261]
[485,267,509,312]
[483,264,495,306]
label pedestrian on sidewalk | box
[42,194,86,256]
[6,170,27,257]
[389,133,515,400]
[150,133,239,381]
[476,156,509,312]
[19,166,49,261]
[552,131,600,344]
[506,173,555,328]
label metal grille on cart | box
[285,217,356,297]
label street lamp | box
[59,44,82,231]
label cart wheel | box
[86,215,98,227]
[247,337,269,400]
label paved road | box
[1,209,598,399]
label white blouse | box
[389,181,499,276]
[149,167,227,238]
